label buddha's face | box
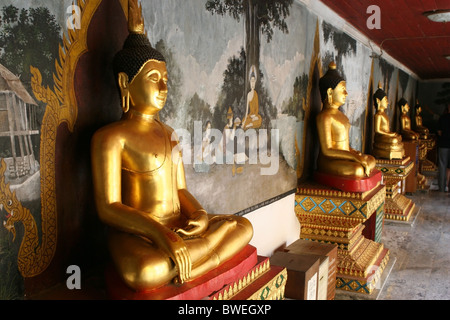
[402,103,410,114]
[250,76,256,90]
[378,96,388,111]
[416,106,422,114]
[330,81,348,107]
[128,59,168,114]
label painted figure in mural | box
[194,120,214,173]
[218,107,246,176]
[398,98,420,141]
[316,62,376,178]
[202,121,214,162]
[242,65,262,130]
[91,2,253,291]
[414,100,430,139]
[372,84,405,160]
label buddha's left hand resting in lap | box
[91,6,252,291]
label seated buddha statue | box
[398,98,420,141]
[398,98,426,185]
[242,65,262,130]
[316,62,376,178]
[414,100,430,139]
[372,84,405,159]
[91,9,253,291]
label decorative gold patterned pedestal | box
[419,138,438,173]
[210,257,287,300]
[295,182,389,294]
[416,139,436,190]
[375,157,415,221]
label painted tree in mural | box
[205,0,293,88]
[0,5,61,93]
[282,74,308,118]
[206,0,293,129]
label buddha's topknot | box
[113,33,165,83]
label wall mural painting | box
[0,1,63,299]
[141,0,316,215]
[0,0,108,299]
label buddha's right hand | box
[157,229,192,283]
[355,153,371,177]
[360,159,372,177]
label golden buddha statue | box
[399,98,420,141]
[372,84,405,159]
[398,98,426,186]
[91,4,253,292]
[316,62,376,178]
[414,100,430,139]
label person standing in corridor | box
[437,103,450,192]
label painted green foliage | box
[0,5,61,92]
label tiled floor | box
[378,191,450,300]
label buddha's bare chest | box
[330,114,350,137]
[121,127,177,173]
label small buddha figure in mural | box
[242,65,262,130]
[372,84,405,160]
[91,5,253,291]
[316,62,376,178]
[398,98,420,141]
[414,100,430,139]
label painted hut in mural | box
[0,63,40,201]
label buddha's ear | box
[327,88,333,104]
[118,72,129,92]
[376,98,381,107]
[118,72,130,113]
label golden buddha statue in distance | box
[414,100,430,139]
[399,98,420,141]
[372,83,405,159]
[91,0,252,291]
[316,62,376,178]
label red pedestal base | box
[313,169,382,193]
[105,244,258,300]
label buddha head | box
[249,65,257,91]
[398,98,409,114]
[415,103,422,115]
[319,62,347,107]
[373,85,388,112]
[113,31,167,115]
